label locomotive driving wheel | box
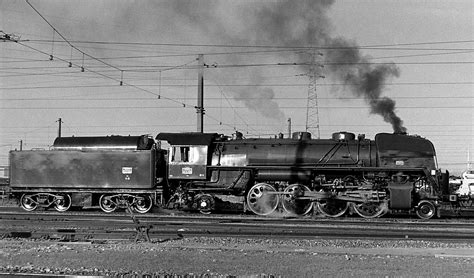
[20,194,38,211]
[352,201,388,219]
[99,194,117,213]
[246,183,280,216]
[133,195,153,214]
[316,199,349,218]
[282,184,313,215]
[53,194,72,212]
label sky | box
[0,0,473,174]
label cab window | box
[171,146,189,162]
[169,145,208,164]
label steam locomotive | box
[8,131,468,219]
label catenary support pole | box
[197,54,204,133]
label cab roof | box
[156,133,219,145]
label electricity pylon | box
[305,50,325,139]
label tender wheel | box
[54,194,72,212]
[20,194,38,211]
[353,201,388,219]
[99,194,117,213]
[416,200,436,219]
[133,195,153,214]
[246,183,279,216]
[282,184,313,215]
[316,200,349,218]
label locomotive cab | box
[156,133,219,180]
[167,145,209,180]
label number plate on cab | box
[182,167,193,175]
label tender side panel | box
[9,150,155,189]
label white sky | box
[0,0,473,174]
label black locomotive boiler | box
[8,131,456,219]
[157,131,449,219]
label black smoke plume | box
[248,1,407,132]
[324,39,406,133]
[168,0,407,131]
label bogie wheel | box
[316,199,349,218]
[196,194,215,214]
[20,194,38,211]
[133,195,153,214]
[54,194,72,212]
[282,184,313,215]
[416,200,436,219]
[352,201,388,219]
[246,183,280,216]
[99,194,117,213]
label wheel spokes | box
[316,200,349,218]
[54,194,72,212]
[99,194,117,213]
[282,184,313,215]
[353,201,388,219]
[20,194,38,211]
[246,183,279,216]
[133,195,153,214]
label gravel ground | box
[0,237,473,277]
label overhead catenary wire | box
[207,77,258,134]
[19,38,474,51]
[17,39,474,60]
[22,0,198,108]
[12,36,196,108]
[2,105,472,110]
[1,81,473,90]
[2,95,474,101]
[25,0,122,72]
[6,39,259,135]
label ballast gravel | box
[0,237,473,277]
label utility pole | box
[57,118,63,138]
[196,54,204,133]
[287,118,292,138]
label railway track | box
[1,208,473,242]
